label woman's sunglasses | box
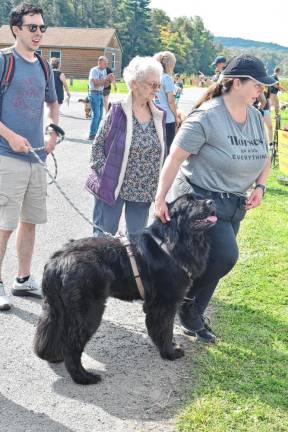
[21,24,48,33]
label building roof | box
[0,25,122,50]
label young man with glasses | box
[0,3,58,310]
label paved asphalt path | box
[1,87,205,432]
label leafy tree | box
[172,16,216,74]
[1,0,255,75]
[115,0,155,65]
[150,8,171,53]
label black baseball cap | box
[212,55,226,66]
[221,54,277,86]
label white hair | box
[123,56,163,89]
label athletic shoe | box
[12,275,42,298]
[0,282,11,310]
[179,297,217,343]
[179,297,204,334]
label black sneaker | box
[195,326,217,343]
[179,297,204,336]
[179,298,217,343]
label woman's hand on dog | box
[155,197,170,223]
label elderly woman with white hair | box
[86,56,166,236]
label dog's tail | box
[34,265,65,363]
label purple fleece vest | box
[86,102,166,206]
[86,103,127,206]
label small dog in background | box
[78,96,91,118]
[280,102,288,112]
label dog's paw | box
[72,371,102,385]
[160,345,184,360]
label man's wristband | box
[47,123,64,137]
[45,124,65,143]
[255,183,266,196]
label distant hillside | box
[214,36,288,52]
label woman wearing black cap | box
[154,54,276,343]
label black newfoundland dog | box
[34,194,217,384]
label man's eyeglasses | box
[144,81,161,90]
[21,24,48,33]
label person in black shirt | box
[50,57,70,106]
[270,67,285,115]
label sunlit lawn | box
[68,79,128,93]
[177,167,288,431]
[177,81,288,432]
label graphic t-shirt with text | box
[173,96,268,194]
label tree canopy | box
[0,0,218,74]
[1,0,287,75]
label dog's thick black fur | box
[34,195,216,384]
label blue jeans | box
[89,92,103,137]
[93,196,151,237]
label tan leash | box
[119,236,145,300]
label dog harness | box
[150,233,193,279]
[119,233,193,300]
[119,236,145,300]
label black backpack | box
[0,46,50,119]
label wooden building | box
[0,25,122,79]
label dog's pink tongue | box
[207,215,217,223]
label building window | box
[111,53,116,71]
[49,50,61,61]
[36,49,42,55]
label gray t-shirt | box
[173,96,268,195]
[0,48,57,163]
[88,66,107,91]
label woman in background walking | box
[50,57,70,106]
[154,51,179,153]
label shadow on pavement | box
[0,393,73,432]
[51,318,193,422]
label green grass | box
[177,168,288,432]
[68,79,128,93]
[68,79,193,94]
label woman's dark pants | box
[189,218,240,314]
[165,122,176,153]
[174,180,246,331]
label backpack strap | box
[0,47,15,119]
[34,51,50,82]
